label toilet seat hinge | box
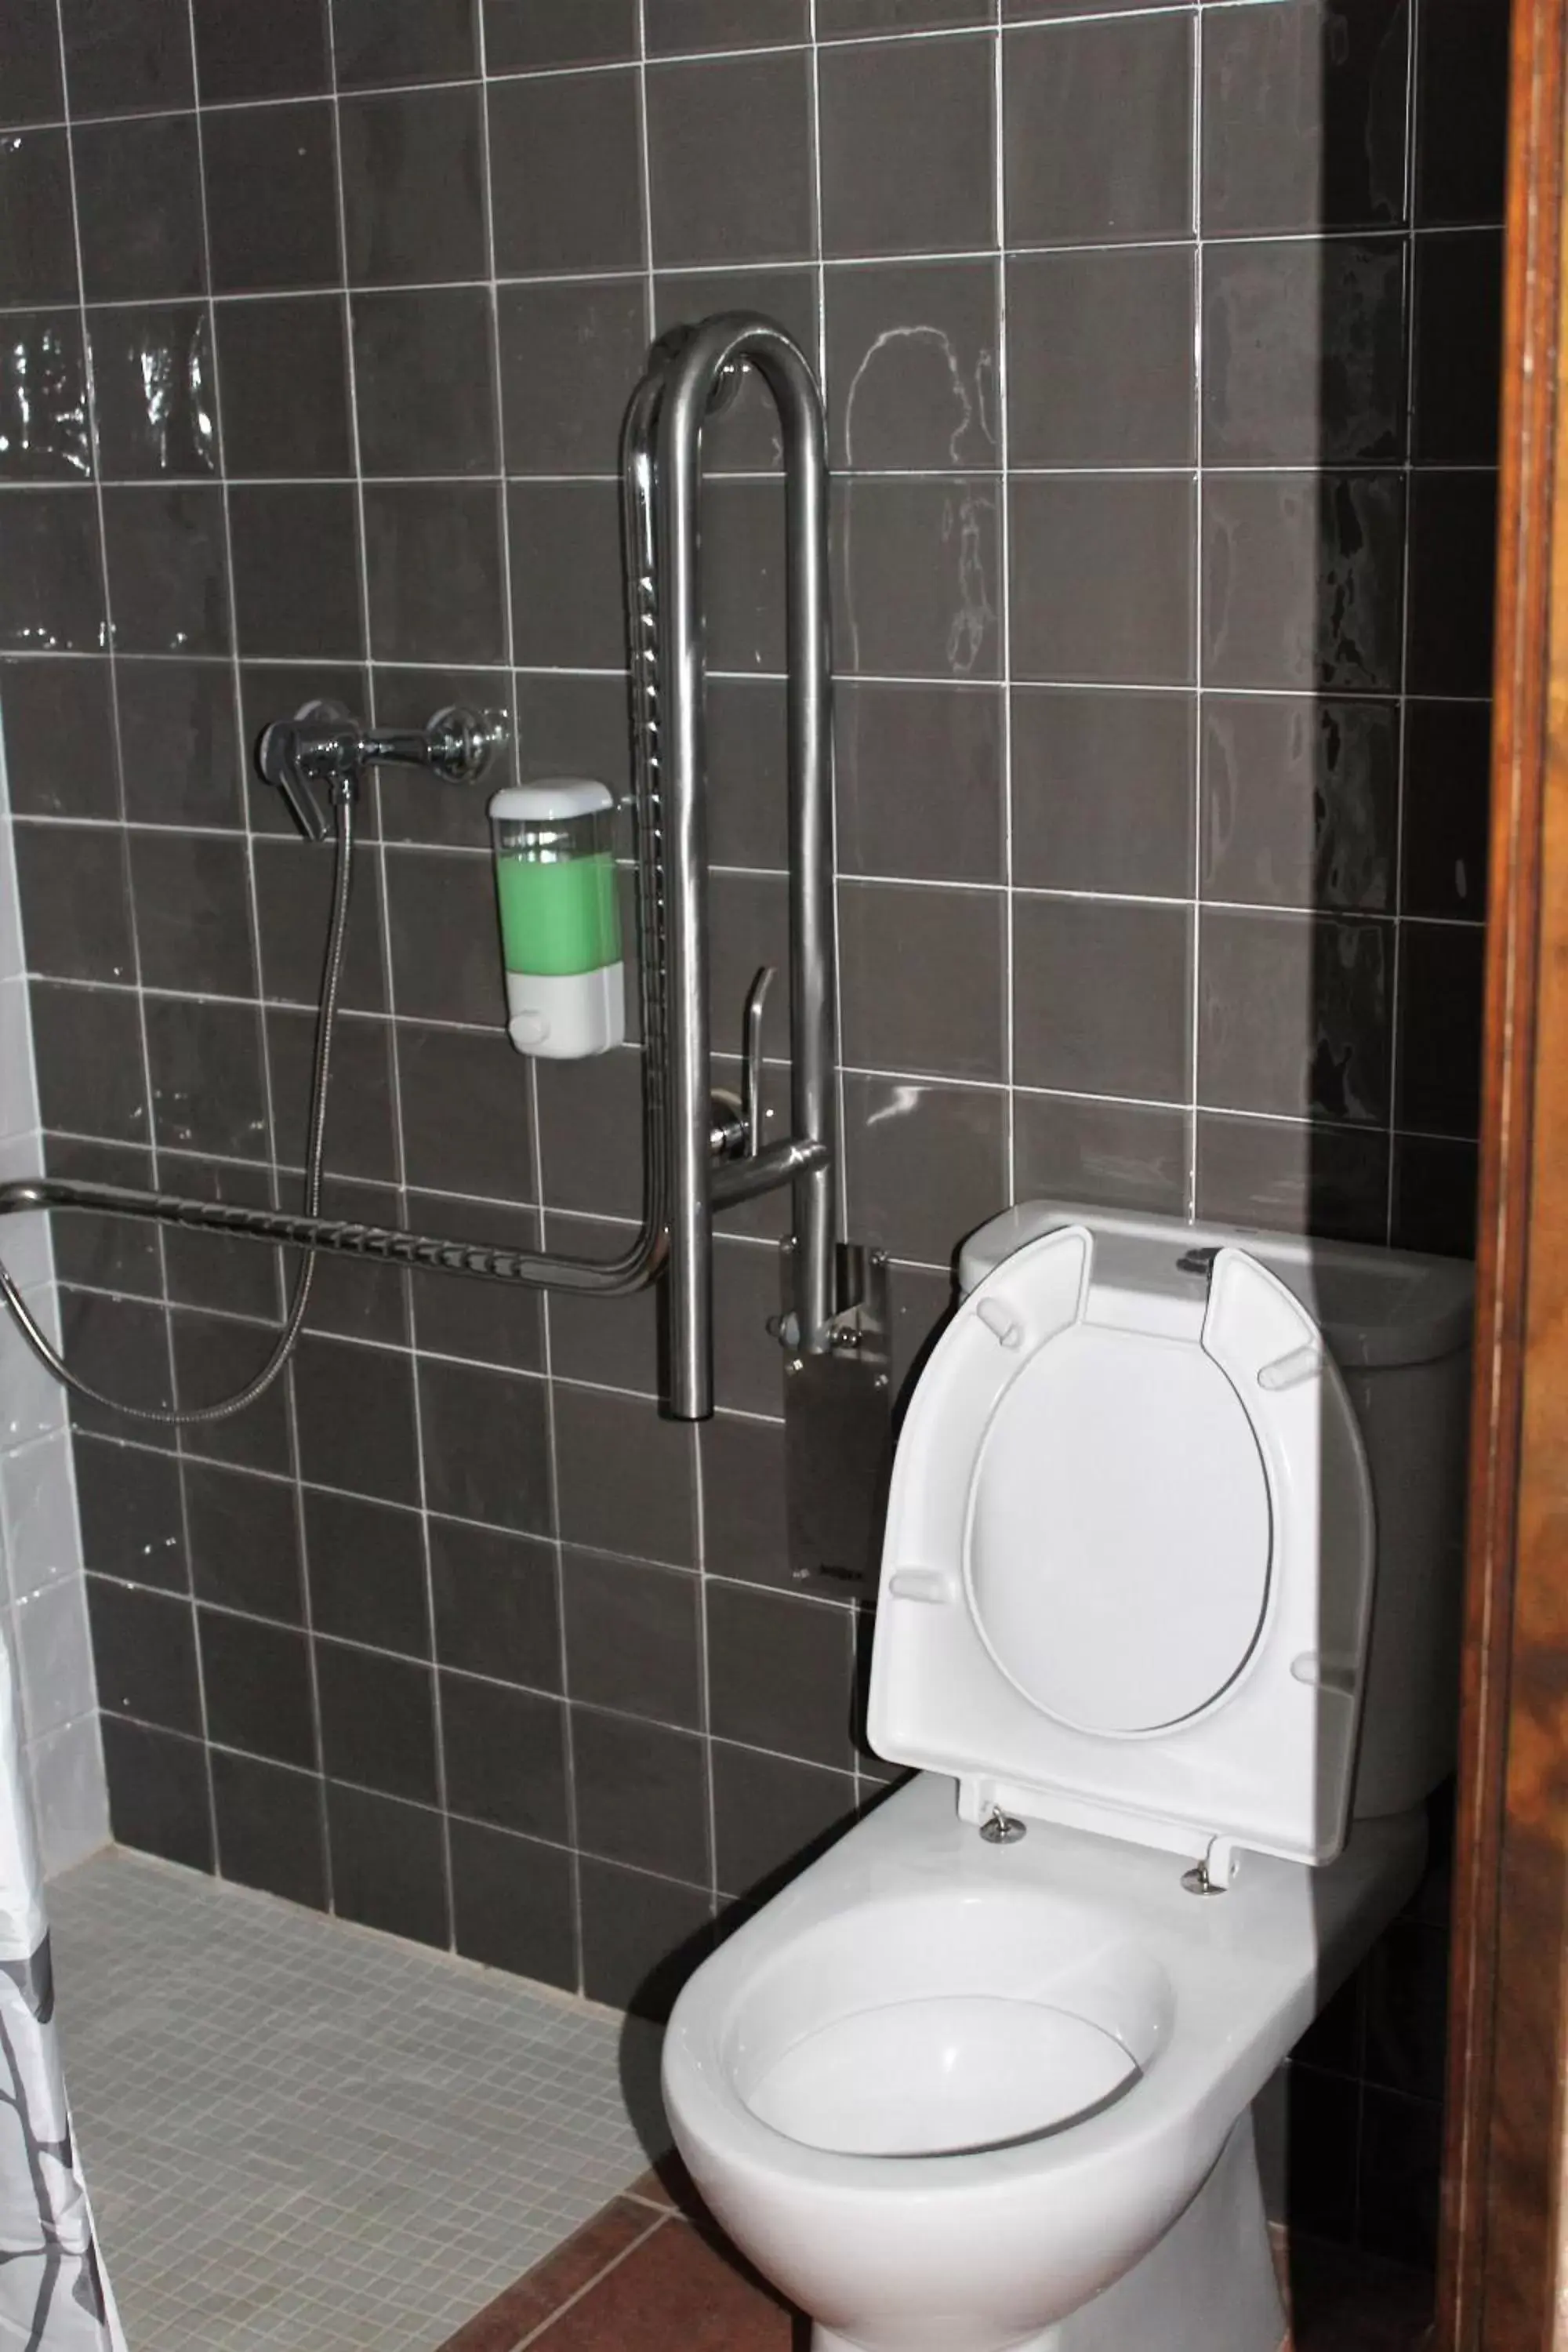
[1181,1835,1239,1895]
[979,1806,1027,1846]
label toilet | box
[662,1204,1474,2352]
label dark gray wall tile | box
[1200,695,1397,913]
[578,1856,710,2018]
[834,476,1001,681]
[1004,14,1192,247]
[1201,0,1409,236]
[340,85,487,288]
[1014,895,1193,1101]
[712,1741,857,1901]
[397,1025,532,1203]
[364,484,504,666]
[646,53,813,268]
[212,1751,325,1911]
[229,485,362,662]
[1014,1092,1189,1218]
[1396,920,1485,1140]
[644,0,806,46]
[1392,1134,1477,1258]
[826,260,997,473]
[1011,687,1193,897]
[554,1384,695,1566]
[193,0,330,103]
[1009,246,1195,468]
[1010,475,1195,687]
[706,1584,856,1770]
[835,681,1003,884]
[839,880,1004,1081]
[419,1356,551,1535]
[573,1707,708,1884]
[200,1610,317,1769]
[145,995,268,1159]
[0,131,76,307]
[0,491,104,652]
[0,659,118,818]
[384,844,502,1026]
[1198,908,1392,1127]
[488,70,643,277]
[128,829,258,996]
[202,103,339,293]
[499,278,645,478]
[1402,701,1490,922]
[563,1550,700,1730]
[508,480,624,670]
[485,0,637,70]
[0,312,90,482]
[443,1673,568,1841]
[75,1438,185,1590]
[89,305,216,481]
[1413,232,1504,466]
[103,485,229,655]
[185,1460,303,1623]
[430,1517,559,1690]
[318,1639,437,1802]
[823,0,989,28]
[61,0,193,118]
[326,1781,447,1947]
[31,982,147,1140]
[102,1717,212,1871]
[0,0,64,126]
[89,1579,201,1733]
[13,822,134,982]
[1406,473,1497,699]
[1203,472,1405,694]
[332,0,477,88]
[819,36,993,260]
[1416,0,1510,227]
[1195,1112,1390,1245]
[255,835,385,1010]
[304,1488,428,1655]
[844,1073,1007,1268]
[215,296,351,478]
[1203,238,1406,466]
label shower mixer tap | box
[257,700,506,840]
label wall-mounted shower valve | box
[257,700,506,841]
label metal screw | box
[979,1807,1026,1846]
[1181,1861,1227,1896]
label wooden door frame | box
[1439,0,1568,2341]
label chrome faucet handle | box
[256,699,360,842]
[742,965,776,1158]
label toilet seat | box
[869,1223,1377,1868]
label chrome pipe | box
[649,314,839,1417]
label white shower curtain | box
[0,1639,122,2351]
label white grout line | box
[993,0,1018,1234]
[1385,0,1425,1248]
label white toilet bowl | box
[663,1776,1426,2352]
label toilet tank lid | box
[958,1203,1473,1371]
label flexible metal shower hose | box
[0,791,358,1425]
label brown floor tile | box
[437,2198,665,2352]
[528,2212,800,2350]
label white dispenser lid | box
[869,1218,1377,1869]
[488,778,615,823]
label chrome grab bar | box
[643,313,839,1417]
[0,313,844,1425]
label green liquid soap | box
[495,851,620,979]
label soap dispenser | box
[488,781,625,1058]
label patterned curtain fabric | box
[0,1646,122,2351]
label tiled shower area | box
[0,0,1507,2342]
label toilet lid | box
[967,1322,1271,1734]
[869,1221,1377,1866]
